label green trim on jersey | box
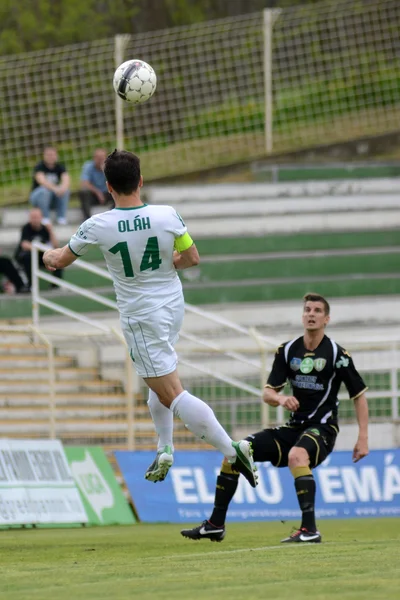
[68,242,81,257]
[114,204,148,210]
[174,232,194,252]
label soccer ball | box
[113,59,157,104]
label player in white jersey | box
[43,150,258,487]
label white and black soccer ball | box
[113,59,157,104]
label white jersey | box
[68,204,187,317]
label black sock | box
[295,474,317,532]
[209,472,239,526]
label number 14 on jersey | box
[109,237,162,277]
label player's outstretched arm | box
[352,392,369,462]
[173,244,200,270]
[43,245,78,271]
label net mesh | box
[1,0,399,202]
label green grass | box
[1,520,399,600]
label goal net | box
[0,0,399,203]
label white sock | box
[170,390,235,458]
[147,390,174,452]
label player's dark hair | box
[104,150,141,195]
[303,293,330,315]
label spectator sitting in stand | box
[15,208,63,289]
[0,252,30,294]
[29,146,70,225]
[78,148,114,220]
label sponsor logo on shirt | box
[292,375,324,391]
[314,358,327,372]
[300,357,314,374]
[336,357,350,369]
[290,357,302,371]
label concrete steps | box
[0,333,195,450]
[0,393,127,406]
[0,343,48,355]
[2,211,400,248]
[2,178,400,249]
[0,380,122,393]
[0,367,98,380]
[0,355,74,368]
[145,179,400,203]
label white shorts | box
[120,294,184,378]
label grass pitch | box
[1,519,399,600]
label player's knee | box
[156,393,174,408]
[37,187,52,201]
[288,447,309,469]
[146,373,184,408]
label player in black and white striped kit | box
[181,293,369,544]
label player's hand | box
[97,191,106,204]
[279,395,299,411]
[42,250,57,272]
[173,250,180,268]
[44,263,56,272]
[352,437,369,463]
[54,185,68,197]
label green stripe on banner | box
[64,447,136,526]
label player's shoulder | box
[145,204,184,223]
[84,213,103,225]
[81,159,93,170]
[146,203,177,214]
[335,341,351,357]
[75,214,103,236]
[54,162,67,172]
[275,336,303,355]
[324,336,351,357]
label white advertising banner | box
[0,440,88,525]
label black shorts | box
[246,423,338,469]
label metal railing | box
[0,324,56,438]
[23,242,400,447]
[30,241,277,426]
[27,242,277,448]
[0,323,136,449]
